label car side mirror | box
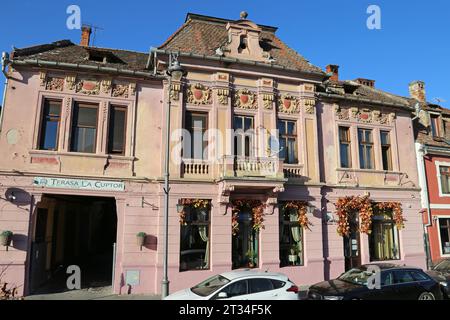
[218,292,228,299]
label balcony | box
[181,159,211,180]
[220,156,284,180]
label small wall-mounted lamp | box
[7,192,16,202]
[324,212,336,224]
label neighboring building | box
[0,13,426,297]
[414,84,450,266]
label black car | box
[426,259,450,299]
[307,263,443,300]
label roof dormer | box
[224,11,270,62]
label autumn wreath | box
[231,200,266,236]
[282,201,312,230]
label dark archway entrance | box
[28,195,117,295]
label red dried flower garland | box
[375,202,405,229]
[335,196,405,236]
[179,198,210,225]
[231,200,266,236]
[282,201,312,230]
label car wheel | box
[418,292,435,300]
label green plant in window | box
[246,249,258,268]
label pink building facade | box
[0,13,426,296]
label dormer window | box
[86,49,124,64]
[238,35,248,53]
[430,114,441,137]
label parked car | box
[307,263,443,300]
[425,258,450,299]
[164,270,299,300]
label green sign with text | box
[33,177,125,192]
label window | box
[70,102,98,153]
[39,99,62,150]
[380,131,393,171]
[369,210,400,261]
[439,218,450,255]
[179,201,210,271]
[431,115,441,137]
[358,128,374,169]
[278,120,298,164]
[381,271,394,286]
[248,279,275,294]
[410,271,429,281]
[232,209,259,269]
[218,280,248,298]
[234,115,254,157]
[107,106,127,155]
[279,204,304,267]
[191,275,230,297]
[440,167,450,195]
[393,271,414,284]
[185,112,208,160]
[339,127,351,168]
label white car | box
[164,270,300,300]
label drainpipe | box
[0,52,10,134]
[416,143,433,269]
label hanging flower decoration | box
[375,202,405,229]
[178,199,210,225]
[334,195,373,236]
[282,201,312,230]
[231,200,266,236]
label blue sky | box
[1,0,449,108]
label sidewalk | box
[25,287,161,300]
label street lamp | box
[161,52,186,298]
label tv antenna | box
[434,97,446,104]
[83,23,104,47]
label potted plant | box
[0,231,13,249]
[246,249,258,268]
[136,232,146,248]
[288,244,300,265]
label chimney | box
[409,81,426,103]
[326,64,339,82]
[355,78,375,88]
[80,25,92,47]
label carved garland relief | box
[187,83,212,105]
[278,94,299,114]
[234,89,257,109]
[335,106,395,125]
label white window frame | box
[435,161,450,197]
[437,216,450,258]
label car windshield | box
[191,275,231,297]
[338,267,374,286]
[434,260,450,272]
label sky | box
[1,0,449,108]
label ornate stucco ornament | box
[170,83,181,101]
[101,79,112,94]
[304,98,316,114]
[112,83,129,98]
[187,83,212,105]
[65,75,76,90]
[45,77,64,91]
[217,88,229,105]
[334,106,395,125]
[278,94,299,114]
[76,79,100,95]
[234,88,257,109]
[263,93,274,110]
